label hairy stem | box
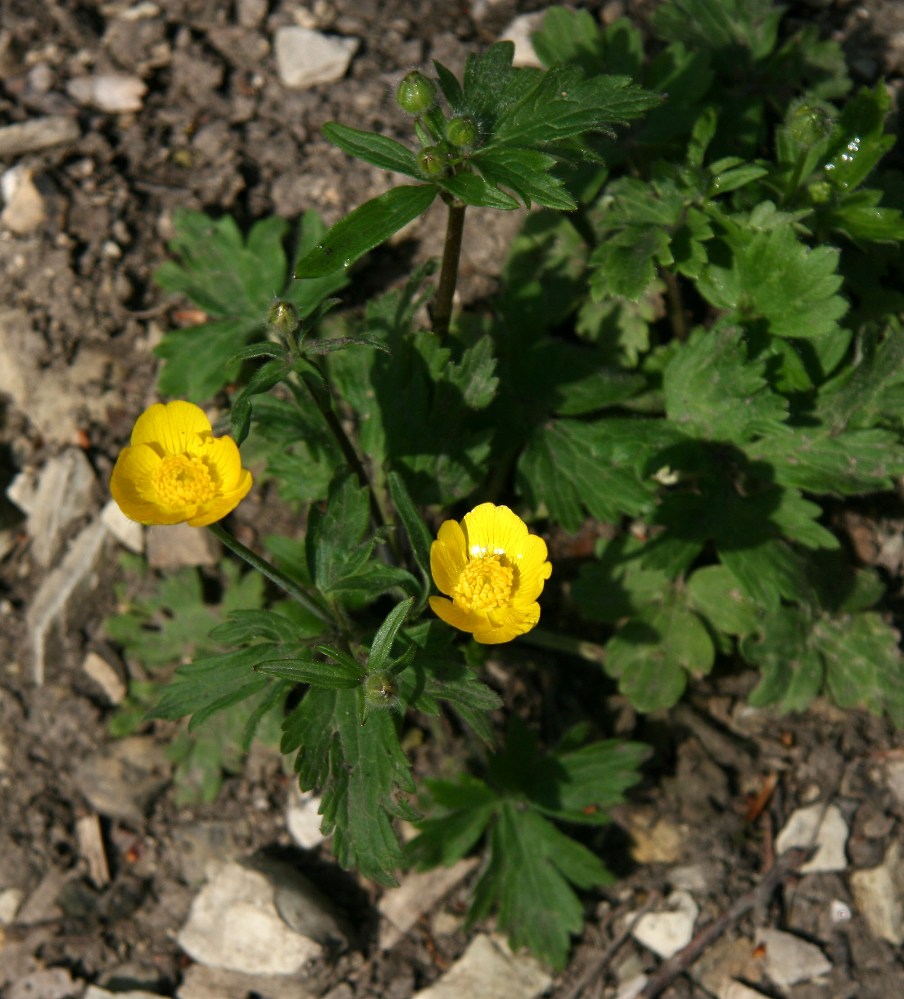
[207,522,334,626]
[520,628,606,665]
[432,201,467,337]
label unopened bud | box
[268,300,299,340]
[364,671,399,710]
[396,71,436,115]
[417,144,449,178]
[446,115,478,149]
[786,101,833,148]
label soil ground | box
[2,1,904,997]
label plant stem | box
[207,522,334,626]
[297,374,399,560]
[520,628,606,665]
[432,201,466,336]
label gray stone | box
[82,651,127,705]
[412,934,551,999]
[67,73,147,112]
[0,886,24,923]
[851,839,904,945]
[379,858,478,950]
[274,27,359,89]
[73,736,171,826]
[630,889,699,959]
[286,784,325,850]
[26,521,107,684]
[146,522,219,569]
[756,928,831,988]
[7,448,96,568]
[1,166,46,235]
[85,988,168,999]
[775,802,848,873]
[499,15,543,68]
[101,499,144,553]
[0,116,80,157]
[8,968,79,999]
[177,964,317,999]
[177,861,322,974]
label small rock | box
[177,963,317,999]
[82,651,127,705]
[8,968,79,999]
[412,934,551,999]
[274,27,359,89]
[696,936,759,996]
[146,522,219,568]
[774,802,848,873]
[0,116,80,157]
[73,736,170,826]
[379,858,478,949]
[172,820,242,887]
[0,886,24,923]
[85,988,168,999]
[670,862,715,893]
[67,73,147,112]
[850,839,904,945]
[101,499,144,553]
[499,15,544,68]
[26,521,108,685]
[177,861,322,975]
[630,890,698,959]
[756,928,831,988]
[0,166,46,235]
[884,759,904,808]
[624,810,686,864]
[721,983,771,999]
[254,856,349,951]
[237,0,268,29]
[286,785,325,850]
[7,448,96,568]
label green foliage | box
[155,210,348,399]
[409,719,648,969]
[116,0,904,972]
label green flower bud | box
[267,300,299,340]
[396,71,436,115]
[364,671,399,710]
[417,144,449,179]
[446,115,478,149]
[786,101,833,148]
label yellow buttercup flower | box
[429,502,552,644]
[110,401,252,527]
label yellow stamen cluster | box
[453,555,514,612]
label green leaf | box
[664,325,788,442]
[406,774,497,868]
[477,805,610,970]
[572,534,672,624]
[823,84,895,193]
[436,172,520,210]
[473,146,576,210]
[283,687,416,885]
[294,185,437,279]
[745,427,904,494]
[388,471,433,588]
[154,210,347,400]
[306,472,373,596]
[686,565,761,636]
[605,598,714,712]
[323,122,420,178]
[256,657,361,690]
[817,613,904,726]
[519,418,671,531]
[696,219,848,340]
[367,599,414,674]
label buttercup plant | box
[109,0,904,971]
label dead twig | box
[637,847,811,999]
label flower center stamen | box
[453,555,514,612]
[153,454,217,510]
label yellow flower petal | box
[430,518,468,595]
[430,502,551,644]
[111,401,252,526]
[513,535,553,602]
[130,400,212,452]
[472,602,541,644]
[461,502,528,558]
